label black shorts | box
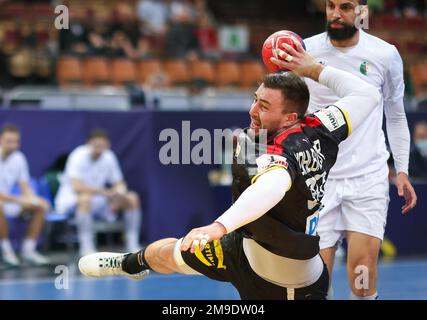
[180,232,329,300]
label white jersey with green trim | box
[304,30,406,179]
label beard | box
[326,20,358,41]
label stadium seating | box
[111,59,137,87]
[57,57,84,87]
[215,61,241,87]
[83,58,112,86]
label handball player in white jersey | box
[302,0,417,299]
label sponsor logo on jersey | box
[314,106,346,133]
[256,154,288,173]
[360,61,369,76]
[194,240,226,269]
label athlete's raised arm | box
[271,42,381,132]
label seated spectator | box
[55,129,142,256]
[137,0,169,37]
[133,36,155,59]
[109,30,135,58]
[59,6,89,56]
[86,9,111,56]
[165,0,200,59]
[409,121,427,179]
[195,12,219,60]
[396,0,426,17]
[0,124,50,267]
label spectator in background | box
[409,121,427,179]
[165,0,200,59]
[58,6,89,56]
[54,129,142,256]
[111,3,141,48]
[194,0,219,60]
[0,124,50,267]
[137,0,169,37]
[86,8,111,56]
[132,36,155,59]
[109,30,136,58]
[396,0,427,17]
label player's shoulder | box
[102,149,118,163]
[273,126,309,154]
[11,150,28,163]
[361,31,400,59]
[69,145,90,159]
[303,32,329,51]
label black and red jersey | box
[232,105,351,260]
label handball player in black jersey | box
[78,42,381,300]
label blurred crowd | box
[0,0,221,86]
[59,0,219,61]
[0,0,426,107]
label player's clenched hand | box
[180,222,227,253]
[395,172,417,214]
[270,41,324,80]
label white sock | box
[76,213,95,251]
[1,239,15,255]
[124,209,141,250]
[350,291,378,300]
[22,239,37,254]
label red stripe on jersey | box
[274,127,303,145]
[267,144,284,155]
[268,116,322,155]
[303,115,323,128]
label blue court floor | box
[0,257,426,300]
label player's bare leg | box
[320,246,337,284]
[143,238,180,274]
[77,193,92,213]
[0,203,20,266]
[24,198,48,239]
[346,231,381,299]
[110,191,142,252]
[320,245,337,299]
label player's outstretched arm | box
[180,168,291,253]
[271,42,381,131]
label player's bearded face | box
[325,0,360,40]
[326,19,358,40]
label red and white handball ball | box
[262,30,306,73]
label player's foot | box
[78,252,149,280]
[2,250,20,267]
[22,251,50,266]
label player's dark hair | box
[359,0,367,5]
[0,123,20,135]
[87,128,110,141]
[263,72,309,120]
